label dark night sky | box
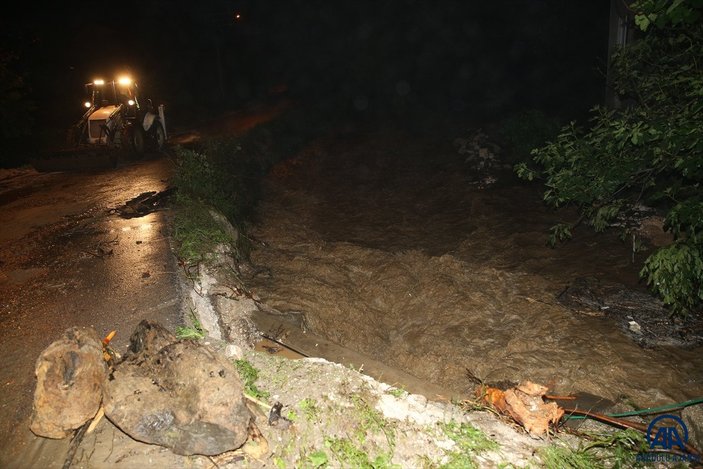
[1,1,610,131]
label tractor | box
[67,75,167,158]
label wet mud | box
[248,130,703,407]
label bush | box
[516,0,703,315]
[172,106,331,264]
[497,110,561,163]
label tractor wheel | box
[152,121,166,152]
[129,125,146,159]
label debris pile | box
[112,187,176,218]
[453,129,501,187]
[480,381,563,437]
[478,379,703,460]
[30,320,255,457]
[558,277,703,347]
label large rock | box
[30,327,107,438]
[104,320,253,456]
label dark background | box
[1,0,610,164]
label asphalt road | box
[0,155,183,466]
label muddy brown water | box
[249,130,703,408]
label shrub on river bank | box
[515,0,703,316]
[173,106,330,264]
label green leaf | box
[307,450,329,468]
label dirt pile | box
[104,321,253,456]
[29,321,254,460]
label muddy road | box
[0,157,182,466]
[249,129,703,407]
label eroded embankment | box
[247,131,703,406]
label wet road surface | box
[0,156,183,467]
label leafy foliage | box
[173,199,235,264]
[175,309,205,340]
[516,0,703,314]
[498,110,561,163]
[172,106,329,265]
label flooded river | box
[249,129,703,407]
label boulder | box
[682,404,703,453]
[30,327,107,438]
[104,320,253,456]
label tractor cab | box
[84,77,140,114]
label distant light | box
[127,99,135,106]
[84,101,91,108]
[93,79,105,86]
[235,12,241,20]
[118,76,132,86]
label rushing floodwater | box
[249,129,703,408]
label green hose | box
[563,396,703,420]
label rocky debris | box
[103,320,254,456]
[30,327,107,439]
[558,277,703,347]
[245,352,549,468]
[454,129,501,168]
[183,208,264,348]
[454,129,502,187]
[126,318,178,356]
[214,295,261,346]
[208,209,240,244]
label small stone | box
[225,344,244,359]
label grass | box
[234,359,270,401]
[299,398,320,422]
[385,386,407,398]
[538,429,650,469]
[352,393,396,448]
[304,450,329,468]
[438,421,499,469]
[175,309,205,340]
[173,199,237,264]
[324,437,398,469]
[289,385,400,468]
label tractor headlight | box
[118,76,132,86]
[84,101,92,108]
[93,79,105,86]
[127,99,135,106]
